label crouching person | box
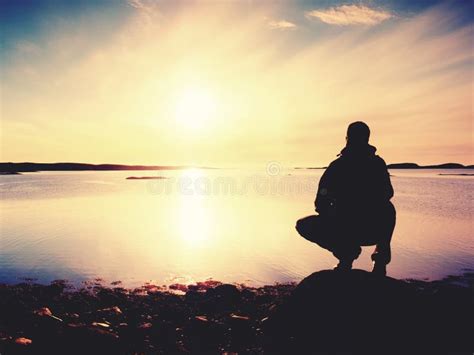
[296,122,396,276]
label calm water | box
[1,169,473,286]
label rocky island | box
[126,176,169,180]
[0,163,211,173]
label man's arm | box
[377,157,394,201]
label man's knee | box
[295,218,304,234]
[296,219,311,239]
[296,215,317,235]
[296,215,325,243]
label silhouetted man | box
[296,122,396,276]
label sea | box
[1,168,472,287]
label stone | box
[14,337,32,346]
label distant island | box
[0,171,22,175]
[126,176,169,180]
[0,163,213,173]
[387,162,473,169]
[438,173,474,176]
[295,162,474,170]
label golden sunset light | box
[0,1,473,352]
[1,1,472,166]
[174,86,217,131]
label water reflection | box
[0,169,473,286]
[174,169,212,249]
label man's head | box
[346,121,370,145]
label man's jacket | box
[315,144,394,218]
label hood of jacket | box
[339,144,377,158]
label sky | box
[0,0,473,167]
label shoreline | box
[1,270,472,353]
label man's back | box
[315,143,393,218]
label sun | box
[174,87,217,130]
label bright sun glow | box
[174,87,217,130]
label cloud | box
[306,4,392,26]
[127,0,149,10]
[268,20,297,30]
[127,0,162,29]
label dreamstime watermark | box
[266,161,281,176]
[145,162,315,196]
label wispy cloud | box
[306,4,392,26]
[127,0,162,29]
[268,20,297,30]
[127,0,150,11]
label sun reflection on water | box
[176,169,214,248]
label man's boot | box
[371,262,387,276]
[371,242,390,276]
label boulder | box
[264,269,472,352]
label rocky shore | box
[1,270,472,354]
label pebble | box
[138,322,153,329]
[15,337,32,346]
[92,322,110,328]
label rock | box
[63,326,120,354]
[203,284,242,312]
[264,269,455,351]
[14,337,32,346]
[92,322,110,328]
[196,280,222,290]
[97,306,122,315]
[230,314,250,321]
[34,307,52,317]
[67,323,86,328]
[228,313,254,351]
[169,283,188,292]
[138,322,153,329]
[184,315,226,352]
[34,307,63,322]
[210,284,240,300]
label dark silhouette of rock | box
[264,269,473,352]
